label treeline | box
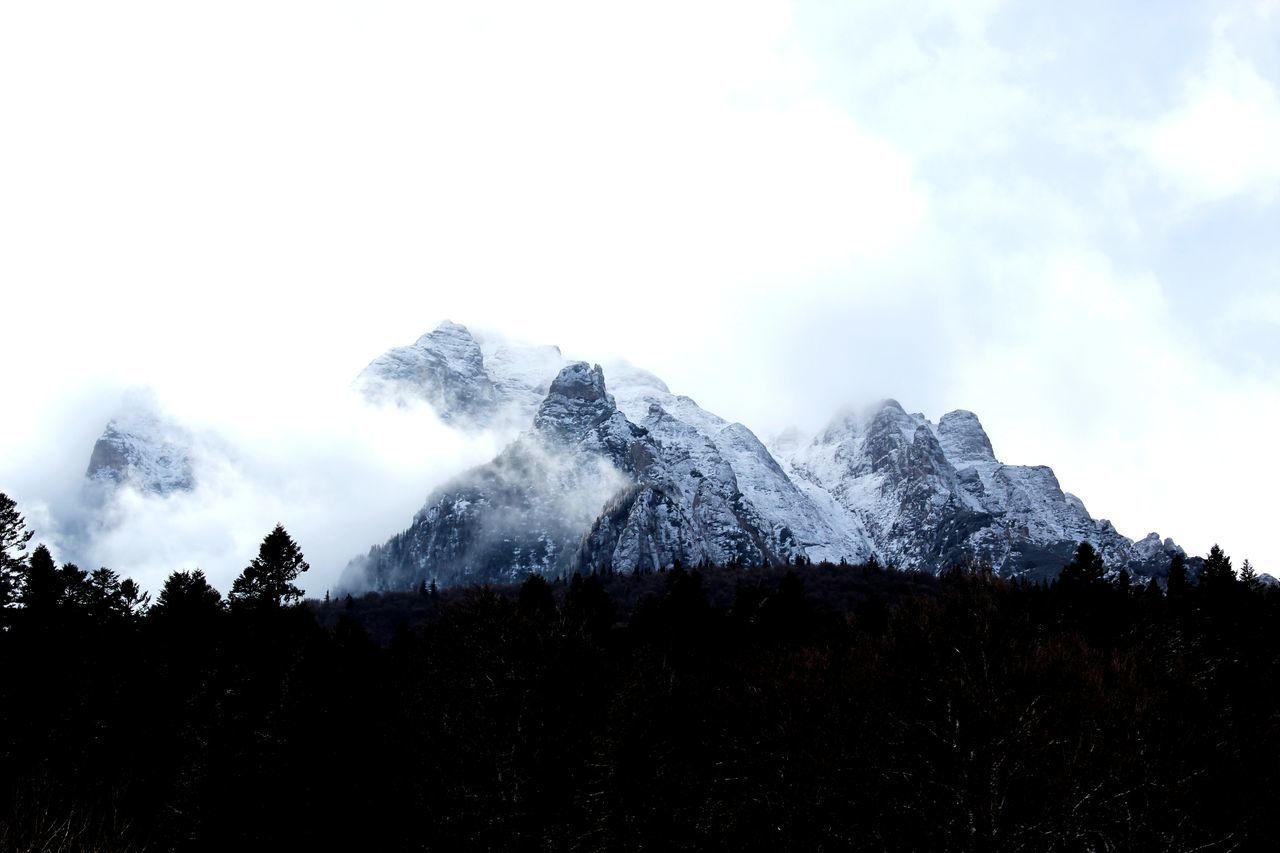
[2,491,1279,851]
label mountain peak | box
[337,325,1200,588]
[359,321,495,420]
[548,362,609,400]
[533,362,617,439]
[937,409,996,464]
[414,319,478,348]
[85,391,195,496]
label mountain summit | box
[85,391,195,497]
[341,325,1186,592]
[356,320,567,428]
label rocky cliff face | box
[355,320,500,423]
[355,320,568,429]
[782,400,1182,579]
[85,396,195,497]
[345,326,1188,592]
[71,321,1204,590]
[343,361,812,591]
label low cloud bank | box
[11,384,507,600]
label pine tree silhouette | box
[152,569,223,620]
[0,492,33,611]
[229,524,310,609]
[1199,544,1235,593]
[1167,552,1190,596]
[1058,542,1105,587]
[21,544,62,615]
[1239,559,1260,591]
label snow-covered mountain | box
[355,319,567,430]
[77,321,1191,589]
[345,361,806,590]
[781,400,1181,580]
[342,321,1186,592]
[85,392,195,497]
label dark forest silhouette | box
[1,491,1278,851]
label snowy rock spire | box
[533,363,617,441]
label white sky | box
[2,1,1278,592]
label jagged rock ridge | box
[344,323,1188,592]
[355,320,568,428]
[345,361,808,591]
[783,400,1182,580]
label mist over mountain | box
[57,320,1250,597]
[334,321,1193,592]
[84,390,196,498]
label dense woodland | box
[1,490,1278,851]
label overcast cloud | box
[2,1,1278,593]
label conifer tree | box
[564,572,614,640]
[1166,552,1190,596]
[1058,542,1106,587]
[21,544,63,615]
[85,567,124,621]
[517,573,555,620]
[229,524,310,608]
[0,492,33,610]
[84,567,149,621]
[153,568,223,617]
[119,577,151,616]
[58,562,89,609]
[1199,544,1235,593]
[1239,559,1260,591]
[1117,568,1132,592]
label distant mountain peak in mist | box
[85,390,195,497]
[339,323,1188,592]
[355,319,565,429]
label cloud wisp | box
[28,385,507,599]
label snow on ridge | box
[476,329,568,416]
[608,364,867,563]
[775,398,1182,576]
[85,322,1190,590]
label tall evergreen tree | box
[58,562,89,609]
[1239,559,1260,591]
[1166,552,1190,596]
[229,524,310,608]
[1058,541,1106,588]
[85,567,123,622]
[84,567,149,622]
[517,573,555,621]
[1199,544,1235,593]
[564,572,614,641]
[119,577,151,616]
[152,568,223,618]
[0,491,33,610]
[20,544,63,615]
